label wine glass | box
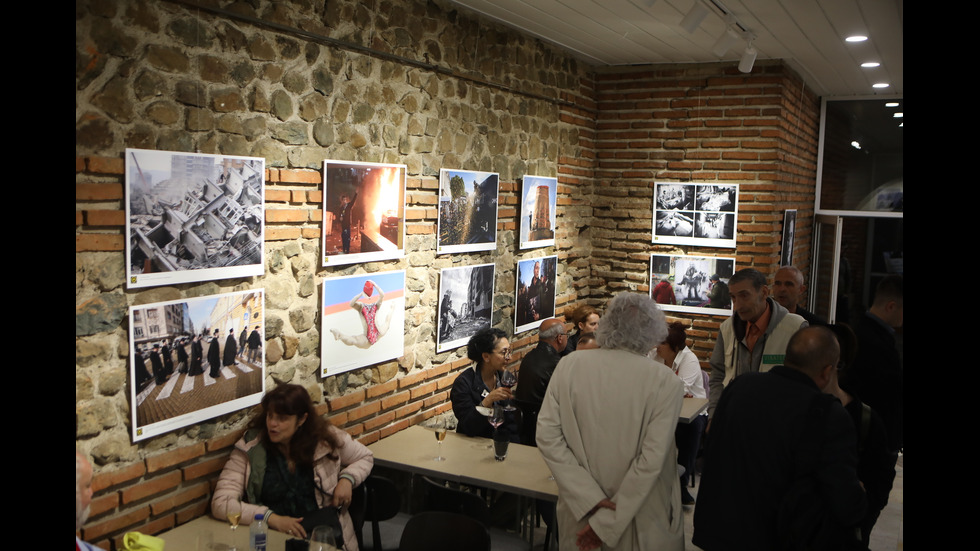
[499,368,518,411]
[310,525,341,551]
[433,418,447,461]
[226,500,242,531]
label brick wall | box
[76,1,818,548]
[588,62,821,361]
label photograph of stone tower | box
[519,175,557,249]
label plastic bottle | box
[249,513,267,551]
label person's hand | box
[268,513,306,539]
[332,477,353,509]
[576,524,602,551]
[482,387,511,407]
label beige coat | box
[211,426,373,550]
[537,348,685,550]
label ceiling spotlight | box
[845,35,868,42]
[739,42,757,73]
[872,83,890,88]
[851,141,861,150]
[885,102,899,107]
[861,62,880,68]
[712,25,740,57]
[893,112,903,118]
[681,1,710,33]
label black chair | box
[356,475,407,551]
[422,476,491,526]
[399,511,490,551]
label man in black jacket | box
[694,326,866,550]
[515,318,567,446]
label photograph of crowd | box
[321,270,406,377]
[437,263,495,352]
[437,169,499,254]
[519,175,558,249]
[652,182,739,248]
[129,289,265,441]
[515,255,557,333]
[650,254,735,316]
[125,149,265,288]
[322,160,406,267]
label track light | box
[739,38,757,73]
[680,1,709,33]
[711,24,740,57]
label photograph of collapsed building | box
[322,160,406,267]
[129,289,265,442]
[650,253,735,316]
[437,169,499,254]
[519,175,557,250]
[437,263,495,353]
[652,181,739,249]
[125,149,265,288]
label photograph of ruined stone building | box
[77,1,902,548]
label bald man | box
[772,266,826,326]
[515,318,567,446]
[694,326,866,550]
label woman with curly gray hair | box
[537,293,685,551]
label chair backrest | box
[358,475,401,551]
[421,476,491,527]
[399,511,491,551]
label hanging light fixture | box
[739,36,757,73]
[711,18,740,56]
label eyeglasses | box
[495,348,512,357]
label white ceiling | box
[449,0,903,98]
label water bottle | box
[249,513,267,551]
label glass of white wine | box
[433,418,447,461]
[227,500,242,531]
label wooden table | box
[679,397,709,423]
[368,425,558,501]
[156,516,294,550]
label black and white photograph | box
[652,181,739,248]
[437,169,499,254]
[322,160,406,267]
[125,148,265,289]
[514,255,558,333]
[650,254,735,316]
[437,263,495,352]
[781,209,797,266]
[129,289,265,442]
[519,175,558,249]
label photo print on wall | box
[652,182,739,248]
[437,263,495,353]
[129,289,265,442]
[321,270,406,377]
[322,160,406,266]
[650,254,735,316]
[519,175,558,250]
[514,255,558,333]
[436,168,499,254]
[125,148,265,289]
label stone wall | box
[76,1,818,548]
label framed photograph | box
[437,263,495,353]
[125,148,265,289]
[129,289,265,442]
[514,255,558,333]
[650,254,735,316]
[322,160,406,266]
[321,270,406,377]
[436,169,499,254]
[652,182,738,248]
[781,209,797,266]
[519,175,557,249]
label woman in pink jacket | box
[211,384,373,550]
